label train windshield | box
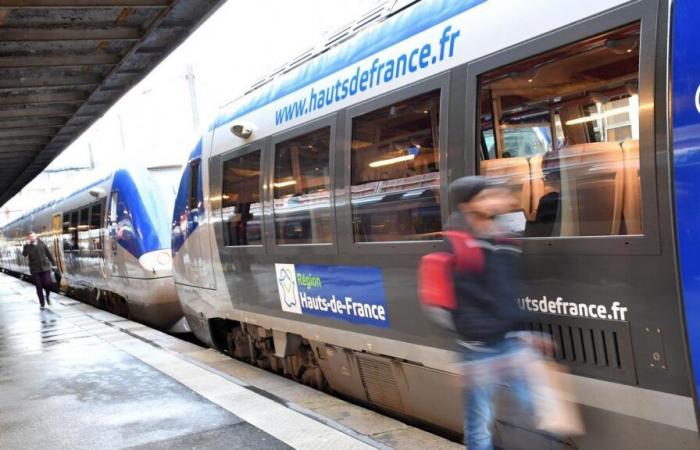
[148,166,183,217]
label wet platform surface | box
[0,278,288,450]
[0,273,459,450]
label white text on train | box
[517,296,628,321]
[299,292,387,321]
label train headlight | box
[157,252,171,266]
[139,250,172,273]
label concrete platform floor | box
[0,273,460,450]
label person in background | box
[525,151,562,238]
[446,176,549,450]
[22,231,57,310]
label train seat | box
[528,153,544,216]
[420,171,440,188]
[351,181,378,197]
[479,157,531,217]
[558,142,624,236]
[529,154,544,220]
[526,152,565,236]
[622,140,642,234]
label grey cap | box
[449,176,491,205]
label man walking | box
[444,177,548,450]
[22,231,58,309]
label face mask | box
[494,211,527,235]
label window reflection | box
[351,90,441,242]
[69,211,79,251]
[477,22,642,237]
[222,151,262,246]
[90,203,103,253]
[274,127,332,244]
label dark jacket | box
[446,213,526,344]
[22,239,56,275]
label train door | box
[51,213,67,289]
[105,190,124,278]
[174,157,216,289]
[187,158,216,289]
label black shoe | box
[40,305,45,310]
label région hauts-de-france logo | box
[275,264,301,314]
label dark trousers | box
[31,271,52,307]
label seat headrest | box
[621,139,639,153]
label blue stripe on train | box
[211,0,487,130]
[0,167,168,260]
[112,167,172,259]
[671,0,700,416]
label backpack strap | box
[442,230,484,273]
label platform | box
[0,273,459,450]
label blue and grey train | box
[0,165,184,331]
[172,0,700,448]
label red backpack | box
[418,231,484,310]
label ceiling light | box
[565,106,631,125]
[273,180,296,188]
[369,154,415,168]
[605,36,638,55]
[509,68,539,83]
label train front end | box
[171,139,234,345]
[105,166,183,330]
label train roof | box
[1,173,112,230]
[211,0,479,130]
[2,162,169,230]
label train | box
[0,165,185,331]
[170,0,700,448]
[0,0,698,448]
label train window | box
[62,213,71,252]
[90,203,103,253]
[78,207,90,254]
[188,159,200,210]
[273,127,332,244]
[79,208,89,227]
[109,192,118,224]
[221,150,262,246]
[69,211,79,251]
[350,90,441,242]
[477,22,642,238]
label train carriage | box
[0,166,183,331]
[172,0,700,447]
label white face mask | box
[494,211,528,235]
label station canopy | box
[0,0,224,206]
